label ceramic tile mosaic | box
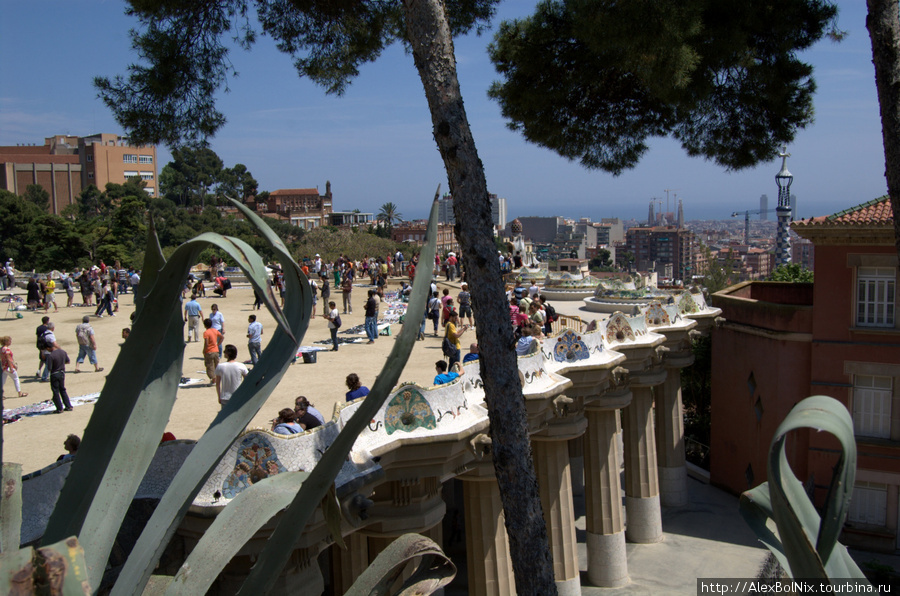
[605,312,636,344]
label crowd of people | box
[11,260,141,315]
[2,245,564,445]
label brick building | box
[254,182,334,229]
[391,221,458,255]
[0,133,158,214]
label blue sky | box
[0,0,888,222]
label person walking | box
[427,291,441,336]
[46,344,73,413]
[95,281,115,317]
[202,319,222,384]
[457,283,474,327]
[364,290,378,344]
[247,314,263,366]
[183,294,203,342]
[324,301,340,351]
[4,259,14,292]
[1,336,27,397]
[209,303,225,357]
[215,344,248,407]
[74,316,103,373]
[341,274,353,314]
[63,273,75,307]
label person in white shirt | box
[215,344,249,406]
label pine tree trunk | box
[401,0,557,593]
[867,0,900,255]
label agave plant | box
[740,395,870,582]
[0,192,454,594]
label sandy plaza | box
[2,280,457,473]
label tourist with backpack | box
[539,295,558,335]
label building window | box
[123,154,138,164]
[88,172,94,179]
[86,155,93,162]
[124,170,139,178]
[856,266,895,327]
[140,173,154,181]
[848,481,887,527]
[139,155,153,164]
[852,374,892,439]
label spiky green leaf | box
[236,190,440,595]
[111,200,309,596]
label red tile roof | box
[793,196,893,229]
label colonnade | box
[177,299,720,594]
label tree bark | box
[401,0,557,593]
[867,0,900,255]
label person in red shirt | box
[202,319,222,385]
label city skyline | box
[0,0,889,223]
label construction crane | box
[731,208,778,244]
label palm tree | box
[377,202,403,226]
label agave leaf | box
[133,213,165,321]
[322,484,347,550]
[236,190,441,596]
[112,200,310,596]
[0,463,22,553]
[741,396,867,581]
[165,471,311,595]
[0,536,91,593]
[739,483,791,572]
[44,229,284,587]
[343,533,456,596]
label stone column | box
[532,436,581,596]
[622,385,663,543]
[656,368,688,507]
[460,474,516,596]
[569,436,585,497]
[584,404,629,587]
[330,532,368,594]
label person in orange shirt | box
[202,319,222,384]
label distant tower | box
[677,199,684,228]
[775,148,793,267]
[648,200,655,227]
[759,194,768,220]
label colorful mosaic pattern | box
[678,292,700,314]
[384,387,437,435]
[644,303,670,327]
[222,435,288,499]
[605,313,636,344]
[553,329,590,363]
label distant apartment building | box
[743,247,773,279]
[510,216,565,244]
[255,182,334,229]
[0,133,158,214]
[598,218,625,245]
[437,193,507,228]
[392,221,458,255]
[624,226,695,281]
[792,237,815,271]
